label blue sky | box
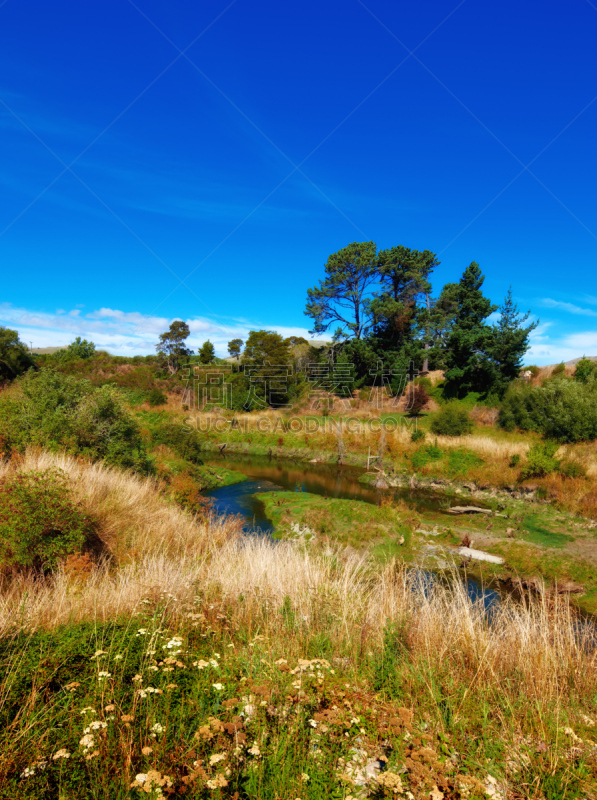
[1,0,596,363]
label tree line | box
[304,241,537,399]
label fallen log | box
[458,546,505,565]
[447,506,492,515]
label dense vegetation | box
[305,243,537,399]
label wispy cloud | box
[539,298,597,317]
[0,303,314,356]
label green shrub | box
[574,357,597,384]
[509,454,520,468]
[558,460,587,480]
[0,469,97,571]
[0,369,153,473]
[552,362,566,376]
[54,337,96,361]
[411,443,443,470]
[499,377,597,442]
[430,404,474,437]
[146,388,168,406]
[411,429,426,443]
[520,441,560,480]
[148,416,203,463]
[447,448,483,477]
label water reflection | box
[203,452,462,514]
[204,453,500,608]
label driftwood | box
[458,546,504,565]
[447,506,492,515]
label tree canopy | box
[227,338,243,361]
[156,321,193,374]
[0,327,34,382]
[305,241,377,339]
[198,340,216,364]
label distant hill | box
[539,355,597,368]
[31,346,67,354]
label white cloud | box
[526,326,597,365]
[0,303,315,357]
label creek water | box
[204,453,500,608]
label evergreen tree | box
[443,262,497,397]
[489,288,538,396]
[198,340,216,364]
[424,283,459,369]
[242,330,291,408]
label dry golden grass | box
[0,451,595,703]
[0,450,240,563]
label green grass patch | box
[521,514,575,548]
[260,491,411,552]
[410,444,443,471]
[446,448,484,477]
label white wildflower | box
[79,734,95,750]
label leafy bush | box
[409,384,429,416]
[410,429,426,443]
[0,369,153,473]
[509,454,520,468]
[54,337,96,361]
[0,326,35,382]
[146,388,168,406]
[430,404,474,437]
[0,469,97,571]
[148,416,203,463]
[575,357,597,384]
[499,377,597,442]
[520,441,561,480]
[169,471,213,515]
[552,362,566,376]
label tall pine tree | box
[443,262,497,397]
[488,288,538,396]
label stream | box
[204,453,500,607]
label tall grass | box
[1,452,595,705]
[1,452,596,797]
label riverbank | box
[1,451,596,798]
